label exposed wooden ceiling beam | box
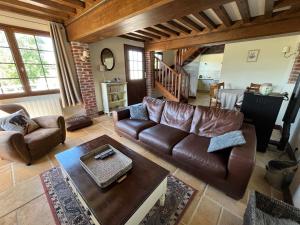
[0,0,69,20]
[193,12,218,30]
[145,15,300,51]
[136,30,161,39]
[20,0,76,15]
[127,33,153,41]
[145,27,170,38]
[235,0,251,23]
[50,0,85,10]
[0,4,63,22]
[274,0,300,9]
[120,35,145,42]
[155,24,180,36]
[177,16,204,32]
[213,5,233,27]
[66,0,233,42]
[265,0,275,17]
[167,20,191,34]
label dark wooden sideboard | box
[241,92,284,152]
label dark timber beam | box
[265,0,275,18]
[177,16,203,32]
[145,27,170,37]
[213,5,233,27]
[145,16,300,51]
[167,20,191,34]
[66,0,233,42]
[236,0,251,23]
[193,12,218,30]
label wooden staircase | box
[177,47,209,66]
[154,56,190,102]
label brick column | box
[145,51,154,96]
[289,53,300,83]
[70,42,98,117]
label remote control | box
[94,149,115,160]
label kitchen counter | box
[197,79,219,92]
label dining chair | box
[209,82,224,108]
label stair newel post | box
[178,73,182,101]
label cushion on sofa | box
[143,97,165,123]
[129,103,149,120]
[190,106,244,138]
[115,119,156,139]
[173,134,230,178]
[139,124,189,154]
[160,101,195,132]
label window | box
[0,30,23,94]
[128,50,144,80]
[154,52,163,70]
[0,25,59,99]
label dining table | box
[217,89,246,110]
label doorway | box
[124,44,146,105]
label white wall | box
[220,35,300,125]
[89,37,144,111]
[198,53,224,80]
[0,10,50,31]
[162,50,175,66]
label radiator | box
[0,94,62,117]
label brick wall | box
[145,51,154,96]
[70,42,98,117]
[289,53,300,84]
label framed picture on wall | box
[247,49,260,62]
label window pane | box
[40,51,56,64]
[20,49,41,64]
[43,65,57,77]
[0,64,19,78]
[46,78,59,89]
[0,47,14,63]
[0,79,23,94]
[15,33,37,49]
[35,36,53,51]
[25,64,44,78]
[28,78,48,91]
[0,30,9,47]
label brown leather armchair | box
[0,104,66,165]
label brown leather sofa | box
[113,97,256,200]
[0,104,66,165]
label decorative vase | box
[259,83,273,95]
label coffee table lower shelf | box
[61,167,167,225]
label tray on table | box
[80,144,132,188]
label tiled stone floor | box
[0,115,286,225]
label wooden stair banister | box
[154,56,190,102]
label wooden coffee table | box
[56,135,169,225]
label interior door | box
[124,44,146,105]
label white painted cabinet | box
[101,82,128,114]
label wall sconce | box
[282,44,300,58]
[80,50,89,62]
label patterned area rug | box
[41,167,196,225]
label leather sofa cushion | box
[173,134,230,179]
[190,106,244,137]
[115,119,156,139]
[25,128,62,157]
[143,97,165,123]
[139,124,188,154]
[160,101,195,132]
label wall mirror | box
[101,48,115,71]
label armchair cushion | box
[32,115,64,128]
[25,128,62,159]
[0,109,39,134]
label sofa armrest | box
[33,116,66,143]
[0,131,31,164]
[112,107,130,123]
[226,123,256,199]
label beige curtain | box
[50,22,82,108]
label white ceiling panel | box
[223,1,242,21]
[248,0,265,17]
[204,9,223,25]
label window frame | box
[0,24,59,100]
